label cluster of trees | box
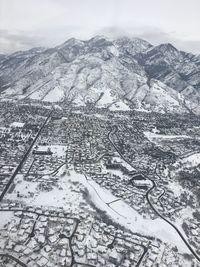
[178,169,200,205]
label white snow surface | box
[66,167,191,254]
[10,122,25,128]
[1,36,200,114]
[0,211,15,228]
[177,153,200,168]
[144,131,191,142]
[35,145,67,157]
[5,166,192,255]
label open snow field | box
[6,164,193,255]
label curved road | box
[108,125,200,263]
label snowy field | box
[6,164,193,255]
[177,153,200,168]
[144,131,192,143]
[35,145,67,158]
[0,211,15,229]
[64,167,192,254]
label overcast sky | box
[0,0,200,54]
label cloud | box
[134,27,200,54]
[0,0,200,54]
[97,25,200,54]
[0,30,45,53]
[0,25,200,55]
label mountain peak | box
[0,35,199,115]
[87,35,113,47]
[156,43,179,53]
[115,36,152,46]
[89,35,110,42]
[58,38,85,49]
[114,36,152,55]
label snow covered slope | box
[0,36,199,114]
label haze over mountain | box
[0,36,200,114]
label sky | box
[0,0,200,54]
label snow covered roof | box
[10,122,25,128]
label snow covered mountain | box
[0,35,199,114]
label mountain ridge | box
[0,35,199,114]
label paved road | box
[0,110,53,202]
[146,182,200,262]
[108,125,200,263]
[0,253,28,267]
[135,245,148,267]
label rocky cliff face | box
[0,36,199,114]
